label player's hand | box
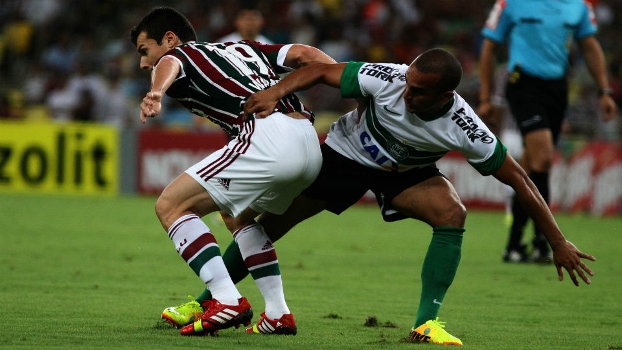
[599,94,618,122]
[553,240,595,286]
[140,91,163,123]
[244,90,279,119]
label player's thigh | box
[156,172,220,229]
[391,176,465,227]
[257,195,326,242]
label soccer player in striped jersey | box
[130,6,335,336]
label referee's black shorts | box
[505,69,568,144]
[302,143,444,222]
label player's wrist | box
[598,88,613,97]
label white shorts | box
[186,112,322,217]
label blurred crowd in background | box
[1,0,621,141]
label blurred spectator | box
[41,30,79,74]
[288,12,319,46]
[0,11,35,78]
[217,3,273,43]
[0,93,16,119]
[22,63,49,105]
[66,58,109,122]
[317,20,355,62]
[98,65,133,128]
[45,70,78,121]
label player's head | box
[130,7,197,46]
[403,48,462,115]
[130,7,197,70]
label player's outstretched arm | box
[493,153,595,286]
[283,44,336,69]
[244,62,347,118]
[140,56,180,123]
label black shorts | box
[505,68,567,144]
[301,143,444,222]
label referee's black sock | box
[530,171,550,203]
[507,193,528,252]
[530,171,550,252]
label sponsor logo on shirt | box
[360,131,393,169]
[451,107,494,144]
[360,64,405,83]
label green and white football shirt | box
[325,61,507,176]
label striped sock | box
[168,214,241,305]
[235,222,289,319]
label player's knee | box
[154,195,175,230]
[526,149,554,172]
[438,202,467,227]
[531,158,553,172]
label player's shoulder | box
[451,92,478,116]
[446,92,484,125]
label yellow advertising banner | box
[0,121,119,195]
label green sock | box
[414,226,464,328]
[195,239,250,303]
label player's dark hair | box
[130,7,197,46]
[414,48,462,92]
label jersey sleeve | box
[467,136,508,176]
[340,61,401,99]
[481,0,512,43]
[245,40,291,74]
[160,48,188,81]
[575,1,598,39]
[340,61,366,98]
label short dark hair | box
[130,7,197,46]
[413,48,462,92]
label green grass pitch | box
[1,192,621,349]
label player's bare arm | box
[283,44,336,69]
[244,62,347,118]
[578,36,618,121]
[140,56,180,123]
[493,153,595,286]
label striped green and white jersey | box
[161,41,314,136]
[325,61,507,175]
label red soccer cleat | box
[245,312,297,335]
[180,297,253,336]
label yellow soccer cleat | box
[161,295,204,328]
[408,318,462,346]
